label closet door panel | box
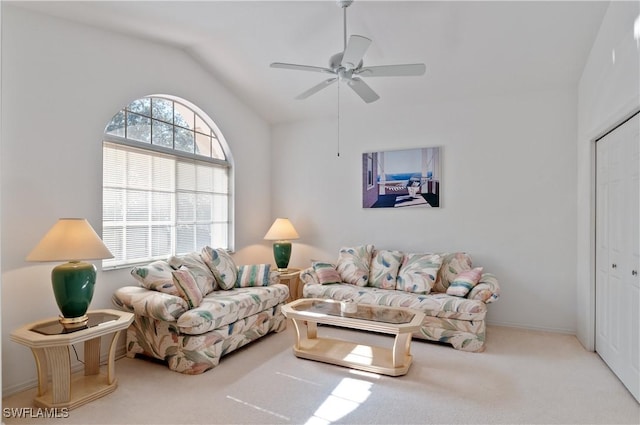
[595,112,640,403]
[625,115,639,395]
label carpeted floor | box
[2,324,639,424]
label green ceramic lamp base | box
[272,241,292,271]
[51,261,96,327]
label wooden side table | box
[278,268,302,302]
[10,308,134,410]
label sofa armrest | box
[467,273,500,303]
[112,286,189,321]
[300,267,320,286]
[269,270,281,285]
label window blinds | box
[103,142,229,268]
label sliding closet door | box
[595,111,639,403]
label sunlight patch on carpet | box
[304,378,373,425]
[276,371,323,386]
[226,395,290,421]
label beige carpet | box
[2,324,639,425]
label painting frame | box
[362,147,441,209]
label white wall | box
[0,6,273,394]
[576,1,640,350]
[273,88,578,332]
[0,1,4,395]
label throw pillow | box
[369,249,403,289]
[312,262,342,285]
[168,252,216,295]
[201,246,238,290]
[172,266,204,308]
[396,253,443,294]
[130,260,179,296]
[236,264,271,287]
[433,252,473,293]
[447,267,484,297]
[336,245,374,286]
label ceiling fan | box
[270,0,426,104]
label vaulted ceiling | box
[13,1,609,124]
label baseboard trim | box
[487,320,576,335]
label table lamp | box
[264,218,299,271]
[26,218,114,329]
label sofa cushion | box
[303,283,487,321]
[313,262,342,284]
[369,249,403,290]
[201,246,237,290]
[336,245,374,286]
[177,284,290,335]
[447,267,484,297]
[235,264,271,287]
[130,260,179,296]
[172,267,204,308]
[396,253,442,294]
[433,252,473,293]
[112,286,188,322]
[168,252,216,295]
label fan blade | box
[295,78,338,100]
[357,63,426,77]
[341,35,372,70]
[347,77,380,103]
[271,62,334,74]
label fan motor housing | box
[329,52,362,72]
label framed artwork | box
[362,147,441,208]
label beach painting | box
[362,147,441,209]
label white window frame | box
[102,95,233,269]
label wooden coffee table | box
[282,298,424,376]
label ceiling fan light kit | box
[271,0,426,104]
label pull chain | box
[337,82,341,157]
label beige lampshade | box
[26,218,114,262]
[263,218,300,241]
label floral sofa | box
[112,246,289,374]
[301,245,500,352]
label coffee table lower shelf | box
[293,337,413,376]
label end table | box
[278,268,302,302]
[10,308,134,410]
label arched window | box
[102,95,232,269]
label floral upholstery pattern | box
[312,262,342,284]
[417,316,486,352]
[433,252,473,293]
[177,284,289,335]
[468,273,500,303]
[130,260,179,296]
[336,245,374,286]
[369,249,403,290]
[112,286,188,321]
[201,246,238,290]
[303,283,486,321]
[447,267,484,297]
[300,248,499,353]
[125,307,287,374]
[168,252,216,295]
[172,267,204,308]
[396,253,442,294]
[113,250,290,374]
